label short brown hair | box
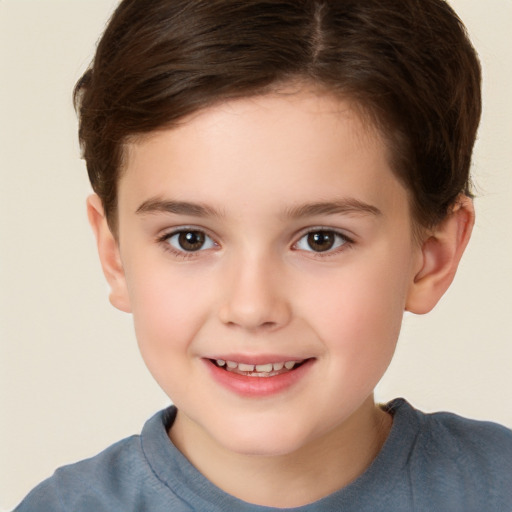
[74,0,481,232]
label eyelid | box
[157,224,215,240]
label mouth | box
[209,358,309,377]
[205,356,314,397]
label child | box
[15,0,512,510]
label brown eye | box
[295,230,349,253]
[307,231,335,252]
[178,231,205,251]
[166,230,215,252]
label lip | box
[204,357,314,398]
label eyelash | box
[157,227,354,260]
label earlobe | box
[405,196,474,314]
[86,194,132,313]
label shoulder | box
[387,399,512,510]
[395,399,512,463]
[15,435,150,512]
[14,408,177,512]
[428,408,512,453]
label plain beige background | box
[1,0,511,510]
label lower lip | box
[204,359,314,398]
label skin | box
[88,88,474,507]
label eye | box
[295,230,349,253]
[165,229,216,252]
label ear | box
[86,194,131,313]
[406,196,474,314]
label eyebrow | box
[283,199,381,219]
[135,198,224,218]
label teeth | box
[255,363,273,372]
[217,359,300,373]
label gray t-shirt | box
[15,399,512,511]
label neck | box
[169,396,392,508]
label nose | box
[217,254,292,331]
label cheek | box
[124,264,209,369]
[299,260,407,373]
[127,276,210,402]
[303,261,406,331]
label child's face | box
[111,90,423,456]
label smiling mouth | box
[209,359,309,377]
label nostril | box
[223,319,279,331]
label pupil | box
[179,231,205,251]
[308,231,334,252]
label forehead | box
[118,90,409,221]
